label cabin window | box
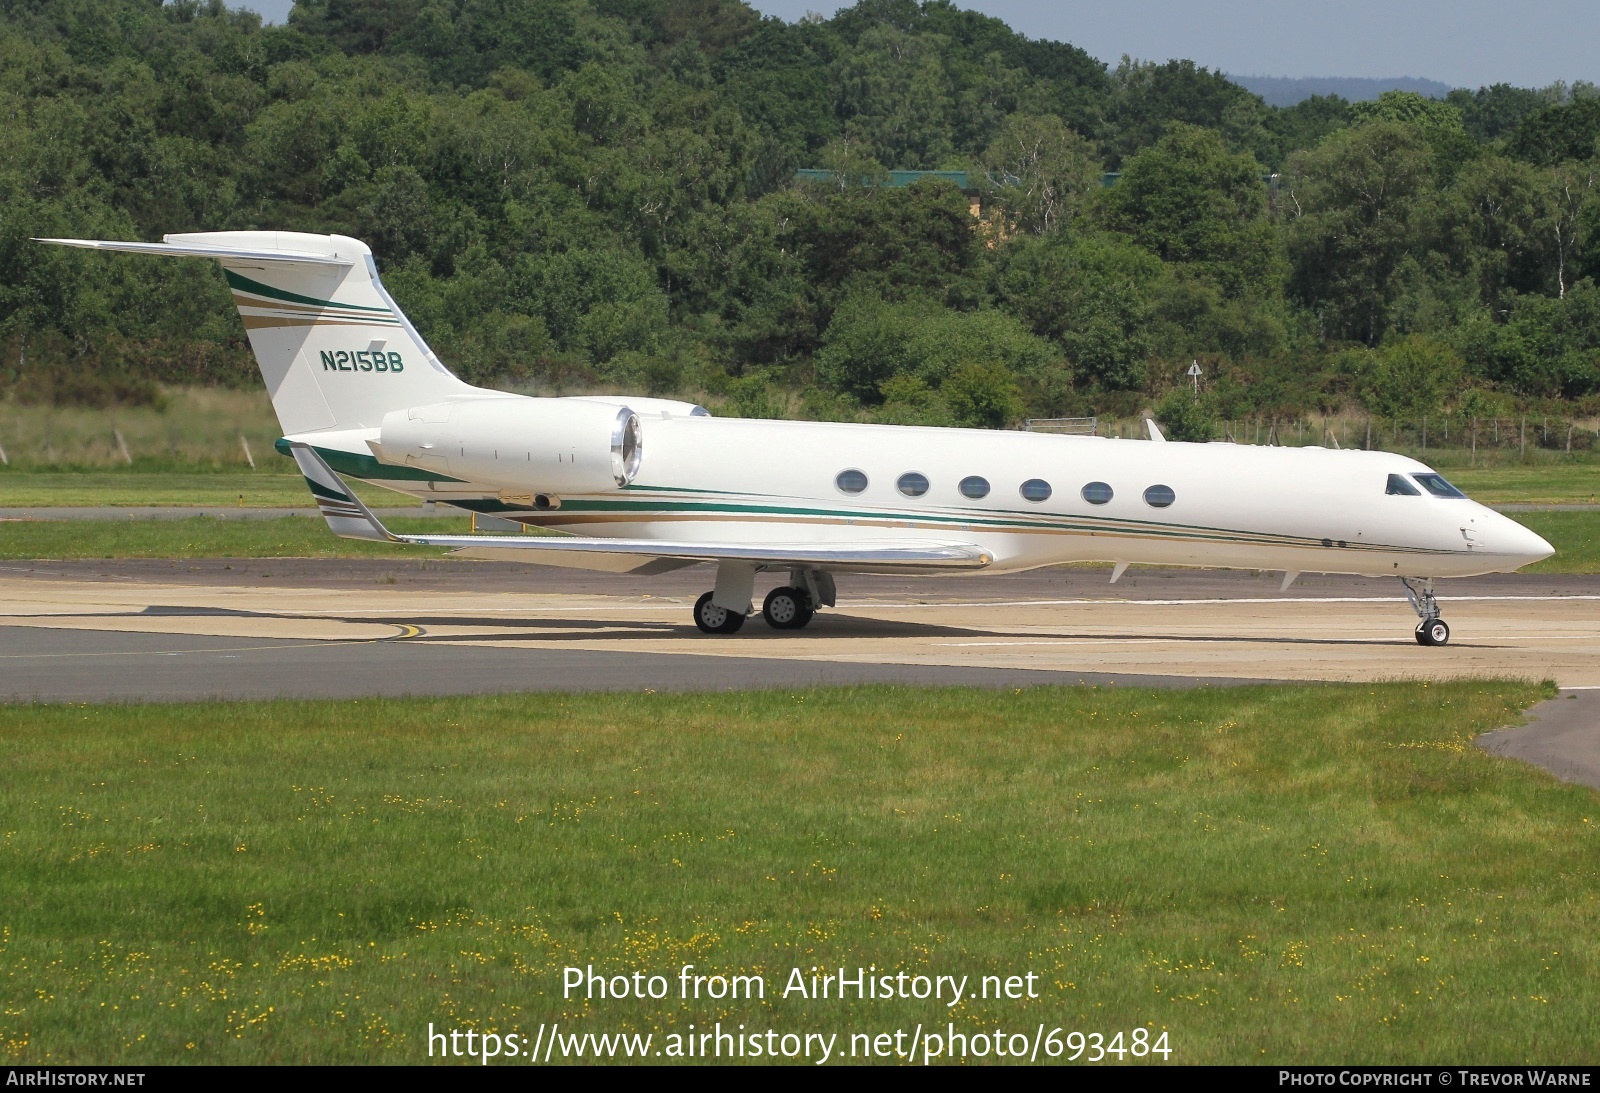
[1019,479,1053,503]
[1143,484,1175,508]
[836,469,868,495]
[1413,473,1466,499]
[1385,474,1421,496]
[959,476,991,499]
[897,472,930,498]
[1081,481,1113,505]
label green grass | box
[0,470,419,509]
[1444,460,1600,506]
[1,682,1596,1065]
[0,516,473,560]
[1518,511,1600,574]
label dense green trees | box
[1,0,1599,426]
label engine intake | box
[378,397,642,493]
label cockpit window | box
[1413,473,1467,499]
[1386,474,1421,496]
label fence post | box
[113,429,132,465]
[1520,416,1525,459]
[239,435,255,469]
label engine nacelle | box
[377,396,641,494]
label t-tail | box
[34,231,481,437]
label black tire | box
[1416,618,1450,647]
[762,586,813,630]
[792,600,815,629]
[694,591,746,634]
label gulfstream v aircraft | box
[39,231,1554,645]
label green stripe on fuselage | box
[273,438,465,484]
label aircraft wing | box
[288,443,993,574]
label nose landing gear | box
[1399,577,1450,646]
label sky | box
[231,0,1600,91]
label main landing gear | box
[691,564,835,634]
[761,585,815,629]
[1399,576,1450,646]
[693,591,746,634]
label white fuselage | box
[352,408,1553,580]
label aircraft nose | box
[1490,513,1554,567]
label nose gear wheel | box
[1416,618,1451,646]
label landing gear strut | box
[1399,577,1450,646]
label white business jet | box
[38,231,1554,645]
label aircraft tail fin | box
[35,232,479,437]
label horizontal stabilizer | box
[34,237,352,266]
[287,443,994,573]
[289,443,393,541]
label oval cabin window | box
[1144,484,1176,508]
[959,476,991,499]
[897,472,930,498]
[1019,479,1052,503]
[1081,481,1113,505]
[836,469,868,495]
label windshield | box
[1386,473,1420,496]
[1412,473,1467,499]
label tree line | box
[1,0,1598,438]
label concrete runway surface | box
[1,557,1595,790]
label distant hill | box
[1229,75,1454,107]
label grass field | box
[0,389,280,471]
[1518,511,1600,574]
[0,516,473,560]
[1,681,1595,1065]
[0,472,415,509]
[1443,461,1600,506]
